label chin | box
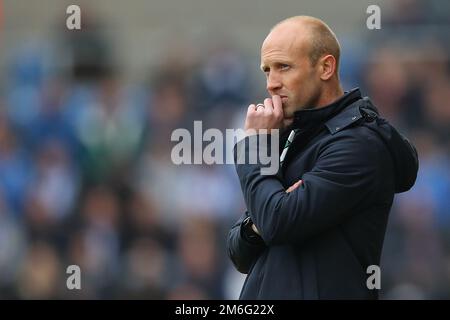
[284,106,295,118]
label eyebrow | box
[260,61,291,72]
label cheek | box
[285,74,301,92]
[299,70,318,91]
[288,73,308,96]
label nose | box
[266,72,282,93]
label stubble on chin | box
[283,117,294,128]
[281,102,294,128]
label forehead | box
[261,26,309,64]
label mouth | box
[280,95,288,103]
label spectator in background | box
[0,190,26,298]
[67,186,121,298]
[0,117,33,216]
[175,215,225,299]
[74,76,146,183]
[17,241,62,299]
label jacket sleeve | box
[227,211,267,274]
[234,132,382,246]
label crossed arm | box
[227,180,302,274]
[227,132,381,273]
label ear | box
[319,54,336,81]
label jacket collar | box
[291,88,363,134]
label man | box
[227,16,418,299]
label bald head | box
[268,16,341,74]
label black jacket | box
[227,88,418,299]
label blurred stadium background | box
[0,0,449,299]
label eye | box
[280,64,290,71]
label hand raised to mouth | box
[244,95,285,135]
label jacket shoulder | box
[325,97,376,135]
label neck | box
[315,83,344,109]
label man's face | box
[260,26,322,119]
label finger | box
[286,184,298,193]
[286,179,303,193]
[272,95,283,118]
[286,185,295,193]
[263,97,274,112]
[255,103,265,112]
[248,104,256,114]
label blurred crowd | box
[0,0,449,299]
